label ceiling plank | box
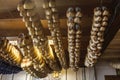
[0,0,119,66]
[101,0,120,53]
[0,0,112,19]
[0,15,92,36]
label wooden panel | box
[107,45,120,49]
[0,19,67,36]
[0,0,19,12]
[0,0,112,19]
[0,0,119,66]
[0,18,91,36]
[103,29,120,60]
[105,75,120,80]
[0,19,66,29]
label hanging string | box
[65,69,67,80]
[97,0,103,7]
[82,68,85,80]
[11,73,14,80]
[94,66,97,80]
[82,68,83,80]
[83,67,86,80]
[97,0,100,6]
[11,66,14,80]
[25,73,28,80]
[76,71,78,80]
[100,0,103,7]
[29,75,32,80]
[0,74,3,80]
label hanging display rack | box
[0,0,112,78]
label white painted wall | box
[1,61,116,80]
[1,71,26,80]
[95,61,116,80]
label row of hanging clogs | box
[43,0,68,69]
[17,0,68,78]
[66,7,82,71]
[0,38,23,66]
[18,35,51,78]
[0,0,110,78]
[85,7,109,67]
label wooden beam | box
[102,0,120,53]
[0,0,112,19]
[101,52,120,59]
[0,14,92,36]
[0,19,67,29]
[0,19,67,37]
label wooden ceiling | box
[0,0,120,66]
[0,0,112,19]
[102,29,120,61]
